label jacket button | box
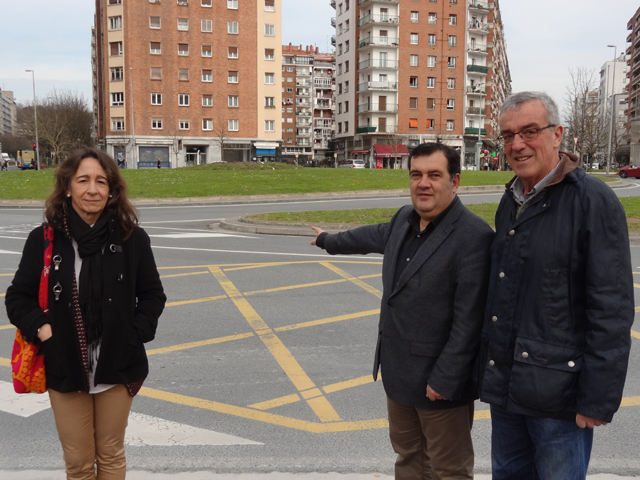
[489,360,495,366]
[491,316,498,322]
[568,361,575,368]
[499,272,505,278]
[509,229,515,236]
[108,298,112,302]
[522,352,529,359]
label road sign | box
[574,137,579,145]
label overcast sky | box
[1,0,638,118]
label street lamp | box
[129,67,136,168]
[606,45,617,175]
[25,70,40,171]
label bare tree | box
[0,135,32,158]
[212,113,229,162]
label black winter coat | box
[478,157,634,422]
[6,219,166,393]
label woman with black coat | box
[6,147,166,480]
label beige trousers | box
[48,384,133,480]
[387,397,475,480]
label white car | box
[340,159,366,169]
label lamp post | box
[606,45,617,175]
[25,70,40,171]
[129,67,136,169]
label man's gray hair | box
[500,92,561,126]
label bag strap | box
[39,224,54,314]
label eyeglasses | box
[497,125,556,146]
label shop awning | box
[254,142,279,149]
[351,149,370,155]
[374,144,408,158]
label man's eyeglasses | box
[497,125,556,146]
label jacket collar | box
[504,151,579,191]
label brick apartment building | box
[281,45,335,164]
[331,0,510,169]
[92,0,282,168]
[626,6,640,164]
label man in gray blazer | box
[311,143,494,480]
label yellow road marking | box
[166,295,227,307]
[249,393,301,411]
[244,279,347,296]
[0,324,16,331]
[475,409,491,420]
[158,260,383,272]
[0,293,5,297]
[161,271,210,279]
[635,306,640,313]
[147,332,255,356]
[620,396,640,407]
[0,274,14,276]
[631,330,640,340]
[323,375,376,394]
[274,309,379,333]
[225,260,384,272]
[634,283,640,289]
[209,266,342,422]
[0,357,10,367]
[320,262,383,299]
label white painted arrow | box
[0,249,21,255]
[148,233,253,239]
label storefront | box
[351,149,371,167]
[253,142,280,162]
[373,144,408,169]
[138,146,170,168]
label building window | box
[149,42,161,54]
[228,119,239,131]
[202,119,213,130]
[338,44,343,56]
[178,43,189,56]
[265,97,275,107]
[111,118,124,131]
[410,76,418,87]
[178,0,188,4]
[427,98,435,110]
[228,71,239,83]
[179,93,190,106]
[409,118,418,130]
[109,16,122,30]
[151,93,162,105]
[447,99,455,110]
[228,95,239,107]
[345,101,349,112]
[410,55,418,67]
[265,24,275,36]
[110,92,124,106]
[447,78,455,89]
[265,120,275,132]
[410,33,419,45]
[344,121,349,133]
[177,18,189,31]
[228,21,238,34]
[179,119,190,130]
[427,119,434,130]
[428,56,436,67]
[110,67,123,81]
[427,77,435,88]
[201,0,211,5]
[109,0,122,4]
[149,16,161,29]
[150,67,162,80]
[151,118,163,129]
[202,95,213,106]
[410,11,419,23]
[448,35,457,47]
[178,68,189,81]
[265,0,275,11]
[227,0,238,8]
[449,14,457,26]
[410,97,418,109]
[428,13,436,24]
[448,57,456,68]
[446,120,454,131]
[338,123,342,134]
[202,19,212,32]
[265,73,275,84]
[110,42,123,56]
[202,45,212,57]
[226,46,238,59]
[428,34,436,46]
[201,69,212,82]
[265,48,275,60]
[345,61,349,72]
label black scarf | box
[66,208,112,364]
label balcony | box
[296,120,312,127]
[296,80,311,86]
[359,0,398,5]
[466,86,486,95]
[467,65,489,75]
[468,21,490,34]
[297,110,312,116]
[331,17,336,27]
[330,0,335,8]
[358,36,400,49]
[358,59,399,70]
[358,13,399,28]
[464,127,487,135]
[467,43,488,54]
[356,125,398,134]
[357,103,399,113]
[469,1,490,12]
[357,81,398,92]
[466,107,486,115]
[331,35,336,45]
[315,101,333,109]
[297,90,311,97]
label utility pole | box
[606,45,617,175]
[130,67,136,169]
[25,70,40,170]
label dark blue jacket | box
[478,154,634,422]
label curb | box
[218,217,365,237]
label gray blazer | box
[322,200,494,408]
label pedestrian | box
[6,147,166,479]
[477,91,634,480]
[157,158,161,169]
[311,143,494,479]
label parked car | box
[340,159,366,169]
[618,163,640,178]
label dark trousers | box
[387,396,475,480]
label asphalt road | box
[0,184,639,477]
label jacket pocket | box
[542,268,571,329]
[118,332,146,371]
[508,337,582,412]
[410,341,442,357]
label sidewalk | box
[0,472,637,480]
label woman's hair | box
[44,147,139,239]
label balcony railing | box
[356,125,398,134]
[467,65,489,74]
[468,21,490,33]
[357,80,398,92]
[330,0,336,8]
[358,13,399,28]
[331,17,336,27]
[358,36,400,49]
[467,43,488,53]
[464,127,487,135]
[331,35,336,45]
[466,86,486,95]
[469,1,490,11]
[466,107,486,115]
[357,103,399,113]
[359,0,398,4]
[358,59,399,70]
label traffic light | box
[33,143,37,151]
